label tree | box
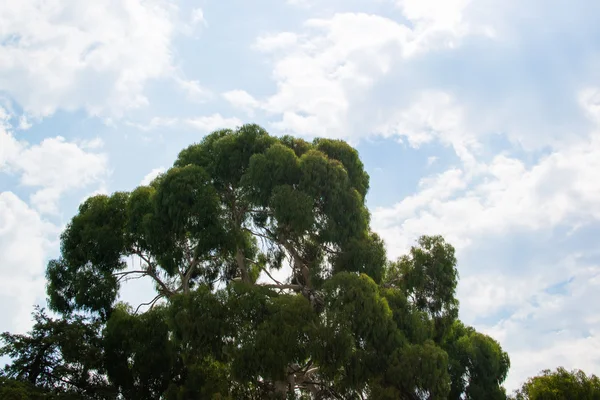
[0,307,112,399]
[2,124,510,399]
[512,367,600,400]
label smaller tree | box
[512,367,600,400]
[0,307,112,399]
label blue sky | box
[2,0,600,391]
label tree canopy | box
[511,368,600,400]
[1,124,511,399]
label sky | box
[1,0,600,392]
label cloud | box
[222,90,260,116]
[185,114,243,132]
[376,90,480,167]
[0,192,59,333]
[0,117,108,214]
[373,90,600,260]
[126,114,243,134]
[17,137,108,214]
[140,167,166,186]
[17,115,32,130]
[371,88,600,390]
[190,8,207,27]
[126,117,179,132]
[0,0,177,117]
[254,32,299,52]
[174,77,212,102]
[238,7,494,139]
[0,112,22,171]
[482,254,600,392]
[237,0,600,151]
[395,0,476,41]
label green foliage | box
[2,124,512,399]
[0,307,112,399]
[385,235,459,342]
[444,321,509,400]
[512,368,600,400]
[103,305,175,399]
[0,376,48,400]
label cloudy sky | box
[2,0,600,392]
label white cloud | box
[254,32,299,52]
[374,130,600,259]
[140,167,165,186]
[396,0,473,37]
[191,8,207,26]
[18,115,32,130]
[0,192,58,333]
[255,14,410,137]
[185,114,243,133]
[1,119,108,214]
[377,91,480,168]
[244,9,493,139]
[16,136,109,214]
[126,114,243,134]
[286,0,311,7]
[126,117,179,132]
[371,87,600,390]
[174,77,212,102]
[0,0,177,117]
[222,90,260,116]
[0,114,23,171]
[482,255,600,392]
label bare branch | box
[113,270,148,276]
[117,274,148,284]
[134,293,164,314]
[259,283,303,291]
[261,266,283,285]
[131,249,175,297]
[245,227,276,242]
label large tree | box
[2,124,509,399]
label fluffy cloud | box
[0,114,108,214]
[0,192,58,334]
[222,90,260,116]
[126,114,243,133]
[190,7,206,27]
[237,0,600,150]
[241,4,493,139]
[483,254,600,391]
[126,117,179,132]
[175,77,212,102]
[185,114,243,132]
[0,0,177,117]
[253,13,410,138]
[371,88,600,391]
[373,91,600,259]
[140,167,166,186]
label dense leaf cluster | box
[2,125,511,399]
[510,368,600,400]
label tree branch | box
[134,293,164,314]
[262,268,283,285]
[258,284,302,291]
[131,250,175,297]
[113,270,150,284]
